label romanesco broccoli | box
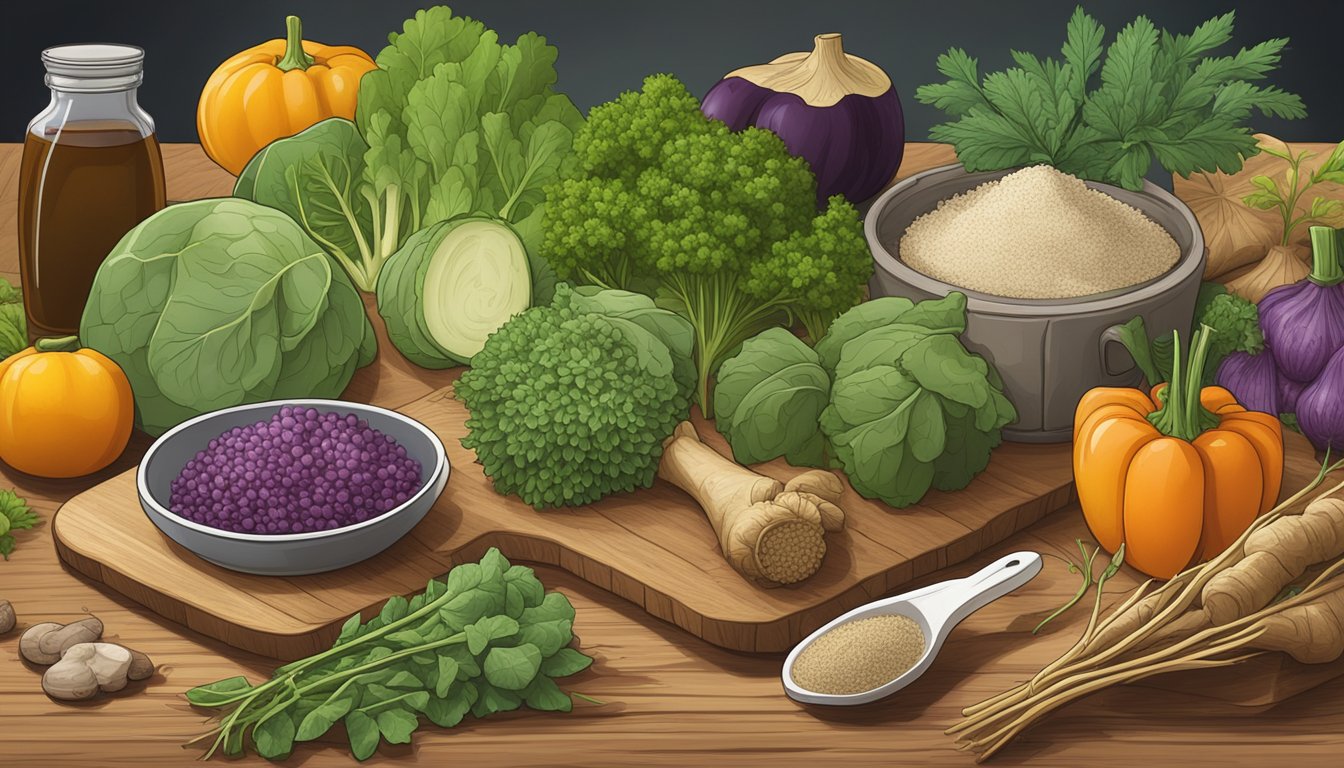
[457,285,690,509]
[542,74,872,417]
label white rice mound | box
[899,165,1181,299]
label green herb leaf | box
[345,710,381,761]
[254,712,297,760]
[540,648,593,678]
[918,7,1305,189]
[466,615,520,655]
[483,644,542,690]
[375,709,419,745]
[522,675,573,712]
[185,676,253,706]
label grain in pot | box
[899,165,1180,299]
[791,614,926,695]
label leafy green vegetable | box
[818,293,1016,508]
[916,7,1306,190]
[714,328,830,467]
[542,73,871,417]
[457,284,692,508]
[0,489,38,560]
[236,6,583,292]
[0,277,26,360]
[79,199,375,436]
[376,216,532,368]
[185,547,593,761]
[1242,139,1344,245]
[1118,282,1262,387]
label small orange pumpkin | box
[197,15,376,175]
[0,336,134,478]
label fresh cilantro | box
[0,489,38,560]
[916,7,1307,190]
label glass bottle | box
[18,44,166,340]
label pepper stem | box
[1148,326,1219,441]
[34,335,80,353]
[275,15,314,72]
[1308,226,1343,287]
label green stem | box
[1307,226,1343,286]
[275,16,315,72]
[1279,154,1304,246]
[34,335,79,352]
[1147,327,1218,441]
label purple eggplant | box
[1296,344,1344,451]
[1259,227,1344,384]
[701,33,905,205]
[1215,350,1280,415]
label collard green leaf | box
[816,296,915,371]
[901,334,991,409]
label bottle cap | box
[42,44,145,92]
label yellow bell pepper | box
[197,15,376,175]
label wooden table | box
[1,143,1342,767]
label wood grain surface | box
[52,384,1075,659]
[2,143,1343,767]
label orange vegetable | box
[197,15,376,175]
[1074,327,1284,579]
[0,336,134,478]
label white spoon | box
[782,551,1043,705]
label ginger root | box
[657,421,846,587]
[42,642,155,701]
[1203,498,1344,625]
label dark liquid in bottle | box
[18,121,165,339]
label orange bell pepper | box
[197,15,376,175]
[1074,326,1284,579]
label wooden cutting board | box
[52,384,1076,661]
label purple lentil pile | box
[169,406,423,534]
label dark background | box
[4,0,1342,143]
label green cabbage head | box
[80,198,375,436]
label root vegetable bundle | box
[950,464,1344,762]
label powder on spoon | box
[791,614,927,695]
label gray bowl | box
[137,399,449,576]
[866,163,1205,443]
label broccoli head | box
[457,285,689,509]
[542,73,872,417]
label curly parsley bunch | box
[542,74,872,417]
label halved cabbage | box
[376,216,532,368]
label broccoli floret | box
[543,74,872,417]
[456,286,688,509]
